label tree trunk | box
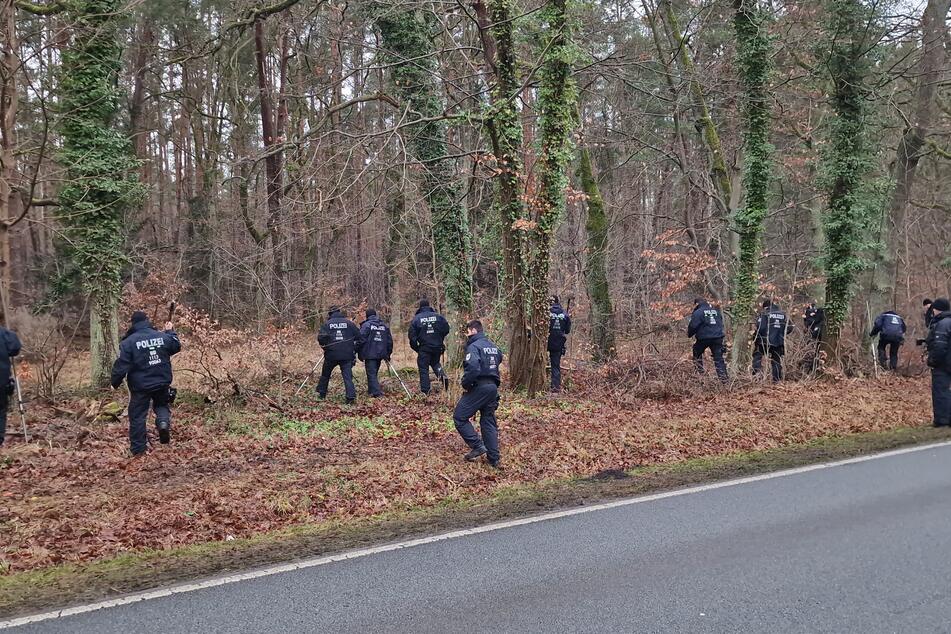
[90,291,119,386]
[821,0,875,356]
[375,5,474,349]
[658,0,734,266]
[476,0,533,389]
[476,0,577,393]
[576,142,615,361]
[729,0,773,370]
[56,0,141,387]
[0,0,17,301]
[254,17,287,313]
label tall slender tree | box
[57,0,142,386]
[375,5,474,331]
[658,0,735,267]
[729,0,773,368]
[820,0,877,352]
[577,142,615,361]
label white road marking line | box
[3,439,949,630]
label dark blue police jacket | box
[111,321,181,392]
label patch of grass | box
[226,413,400,439]
[2,425,948,619]
[174,389,209,407]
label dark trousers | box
[549,349,563,391]
[752,343,784,382]
[932,368,951,427]
[417,350,445,394]
[364,359,383,397]
[129,387,171,455]
[693,338,728,382]
[317,359,356,402]
[0,391,8,445]
[453,382,500,462]
[877,339,901,370]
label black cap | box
[418,298,430,308]
[693,297,705,306]
[328,305,340,317]
[932,298,950,312]
[550,295,559,305]
[924,298,933,306]
[131,311,148,324]
[366,308,377,318]
[762,300,772,309]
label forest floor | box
[0,359,947,616]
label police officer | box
[753,300,792,382]
[804,303,825,341]
[358,308,393,398]
[408,298,450,394]
[111,311,181,456]
[547,296,571,392]
[453,320,502,468]
[869,309,906,371]
[687,297,727,382]
[317,306,362,404]
[925,298,951,427]
[0,324,21,447]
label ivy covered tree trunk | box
[475,0,530,380]
[820,0,875,354]
[476,0,577,393]
[57,0,142,386]
[729,0,773,369]
[509,0,579,393]
[577,143,615,361]
[375,6,473,335]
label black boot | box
[464,446,487,462]
[156,420,171,445]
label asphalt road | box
[8,443,951,633]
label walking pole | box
[385,360,412,398]
[866,301,880,378]
[0,280,27,442]
[564,297,573,393]
[295,354,324,396]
